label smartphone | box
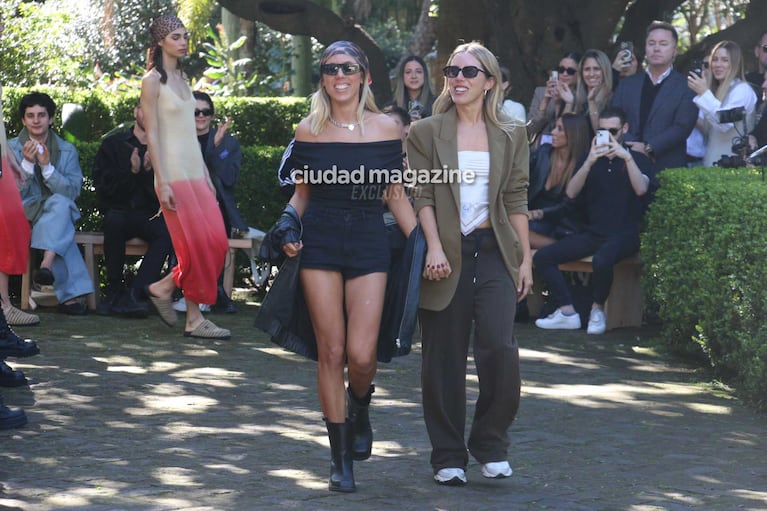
[596,129,610,147]
[619,41,634,63]
[550,70,558,82]
[690,58,703,78]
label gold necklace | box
[329,114,362,131]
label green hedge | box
[2,87,310,146]
[642,166,767,410]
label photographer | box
[688,40,757,167]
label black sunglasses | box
[443,65,490,79]
[601,127,622,136]
[761,45,767,53]
[320,63,362,76]
[557,66,578,76]
[194,108,213,117]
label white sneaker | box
[481,461,513,479]
[172,298,210,312]
[587,308,606,334]
[535,309,581,330]
[434,468,467,486]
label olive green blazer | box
[408,108,529,311]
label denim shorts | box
[300,204,390,279]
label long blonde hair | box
[307,41,379,135]
[432,41,520,135]
[574,49,613,115]
[707,40,746,102]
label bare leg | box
[185,300,204,331]
[344,273,386,398]
[301,269,346,422]
[40,250,55,270]
[147,272,176,300]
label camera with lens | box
[716,106,745,124]
[715,154,746,168]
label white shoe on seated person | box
[434,468,467,486]
[587,308,606,334]
[535,309,581,330]
[481,461,513,479]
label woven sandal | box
[3,305,40,326]
[184,319,231,340]
[145,286,177,327]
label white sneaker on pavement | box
[481,461,513,479]
[535,309,581,330]
[434,468,467,486]
[587,308,606,334]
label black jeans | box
[419,229,521,471]
[533,230,639,307]
[103,209,173,292]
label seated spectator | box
[8,92,93,315]
[527,113,591,249]
[687,40,757,167]
[527,51,581,149]
[194,91,248,313]
[563,49,613,134]
[92,102,173,317]
[393,55,436,120]
[534,107,657,334]
[499,66,526,122]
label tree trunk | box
[291,35,313,97]
[407,0,437,57]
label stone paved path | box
[1,304,765,511]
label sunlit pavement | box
[1,302,765,510]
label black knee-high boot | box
[325,419,355,492]
[347,384,374,461]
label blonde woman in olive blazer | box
[407,41,532,487]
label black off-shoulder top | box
[291,139,402,208]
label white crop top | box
[458,150,490,235]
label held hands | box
[423,247,452,281]
[214,117,232,147]
[21,140,50,166]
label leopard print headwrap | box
[150,14,185,48]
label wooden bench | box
[527,252,642,330]
[20,231,261,311]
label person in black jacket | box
[92,102,173,317]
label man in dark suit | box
[611,20,698,171]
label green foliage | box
[642,166,767,410]
[0,0,94,87]
[196,24,258,96]
[3,87,309,146]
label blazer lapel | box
[435,109,461,211]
